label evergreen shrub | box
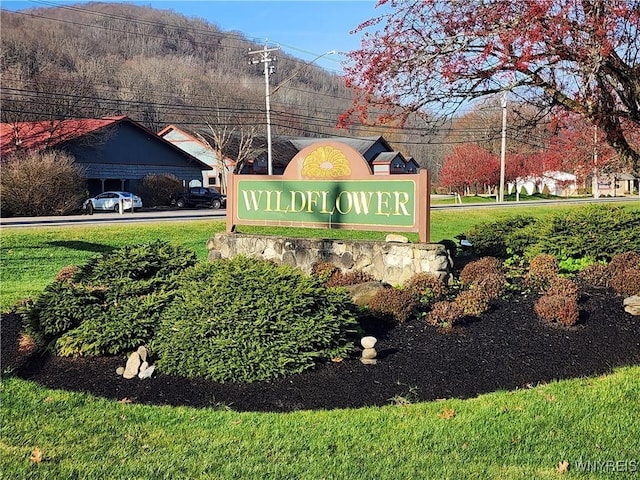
[464,206,640,263]
[20,241,197,356]
[152,257,359,383]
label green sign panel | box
[237,179,416,227]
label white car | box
[84,191,143,213]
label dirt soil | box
[2,286,639,413]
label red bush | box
[426,301,465,328]
[534,294,579,327]
[368,287,417,323]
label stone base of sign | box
[207,233,451,286]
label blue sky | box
[1,0,382,73]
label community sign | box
[226,141,430,242]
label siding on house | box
[1,117,211,196]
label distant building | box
[157,124,236,192]
[241,135,421,175]
[1,116,210,196]
[509,171,578,197]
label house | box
[157,124,237,192]
[240,135,421,175]
[0,116,211,196]
[594,172,638,197]
[508,171,578,197]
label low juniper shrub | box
[20,240,198,356]
[152,256,359,383]
[53,265,80,283]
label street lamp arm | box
[271,50,336,95]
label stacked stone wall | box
[207,233,450,285]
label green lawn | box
[2,367,638,479]
[1,203,639,478]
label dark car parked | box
[173,187,227,209]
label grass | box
[1,202,639,478]
[2,366,638,479]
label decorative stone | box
[385,234,409,243]
[116,366,125,376]
[624,296,640,315]
[139,361,149,373]
[138,365,155,379]
[136,346,148,363]
[123,351,141,379]
[360,358,377,365]
[361,336,377,349]
[362,347,377,359]
[345,282,387,307]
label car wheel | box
[176,199,186,208]
[86,203,94,215]
[113,204,120,212]
[211,199,222,209]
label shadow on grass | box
[47,240,115,255]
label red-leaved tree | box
[439,144,499,194]
[341,0,640,175]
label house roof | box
[1,116,128,156]
[1,116,212,170]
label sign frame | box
[226,141,430,242]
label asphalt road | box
[1,197,637,228]
[0,207,227,228]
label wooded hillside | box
[1,2,447,172]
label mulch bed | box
[2,286,639,413]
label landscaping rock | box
[116,367,124,376]
[360,336,378,365]
[385,234,409,243]
[139,365,155,379]
[361,348,377,359]
[623,295,640,315]
[346,281,387,307]
[137,346,148,363]
[123,351,141,379]
[361,336,377,349]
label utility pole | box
[498,92,507,203]
[248,44,279,176]
[592,125,600,199]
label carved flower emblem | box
[301,146,352,178]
